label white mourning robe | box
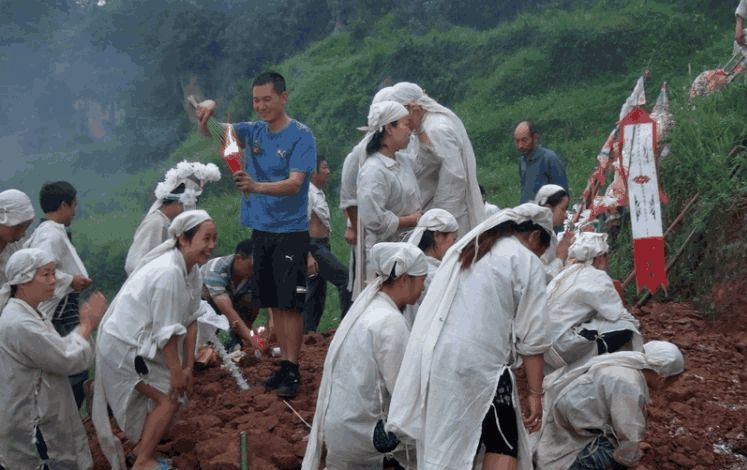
[535,357,649,468]
[413,112,484,236]
[402,255,440,329]
[124,210,171,275]
[544,264,642,371]
[97,248,202,441]
[388,236,550,469]
[24,221,88,318]
[0,298,94,469]
[357,152,421,285]
[322,293,411,468]
[0,240,24,286]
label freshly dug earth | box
[88,294,747,469]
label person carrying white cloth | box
[389,81,485,236]
[93,210,217,470]
[355,100,422,295]
[303,242,428,470]
[0,189,35,285]
[387,203,554,470]
[403,207,459,328]
[0,248,105,469]
[544,231,642,372]
[535,341,684,469]
[125,161,220,275]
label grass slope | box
[75,1,745,329]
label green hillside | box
[75,1,747,329]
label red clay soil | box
[87,289,747,469]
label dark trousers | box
[303,237,352,332]
[52,293,88,410]
[570,435,626,470]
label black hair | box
[234,238,253,257]
[10,285,17,297]
[479,184,486,196]
[39,181,76,213]
[366,120,400,155]
[418,230,435,252]
[252,71,286,94]
[382,262,400,286]
[459,220,550,269]
[516,120,538,135]
[175,221,205,248]
[161,183,186,206]
[544,188,569,208]
[315,155,328,173]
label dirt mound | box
[87,300,747,469]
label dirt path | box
[87,294,747,469]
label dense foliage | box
[38,0,743,327]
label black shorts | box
[480,370,519,457]
[251,230,309,310]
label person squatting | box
[0,70,686,470]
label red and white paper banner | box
[620,107,667,294]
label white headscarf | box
[534,184,567,207]
[568,231,609,262]
[148,161,221,214]
[0,248,55,311]
[371,86,395,104]
[303,242,426,470]
[406,208,459,247]
[643,340,684,377]
[0,189,34,226]
[390,82,453,116]
[134,209,212,273]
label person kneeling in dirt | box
[93,210,216,470]
[535,340,684,469]
[202,238,259,350]
[303,242,427,470]
[543,231,643,372]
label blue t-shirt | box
[233,119,317,232]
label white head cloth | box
[148,161,221,214]
[390,82,453,116]
[134,209,212,273]
[0,248,55,311]
[643,340,684,377]
[0,189,34,226]
[372,242,428,279]
[371,86,395,104]
[568,231,609,262]
[357,100,409,134]
[406,208,459,247]
[303,241,426,470]
[534,184,567,207]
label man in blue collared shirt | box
[514,120,568,203]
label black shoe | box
[264,362,289,391]
[275,365,300,399]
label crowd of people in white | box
[0,69,686,470]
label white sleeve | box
[5,319,93,375]
[339,148,360,210]
[371,315,410,396]
[579,270,626,322]
[137,269,189,359]
[514,254,552,356]
[358,163,400,242]
[426,121,468,216]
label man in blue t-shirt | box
[197,71,317,399]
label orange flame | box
[223,126,239,157]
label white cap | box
[407,208,459,247]
[534,184,567,207]
[0,189,34,226]
[643,340,685,377]
[372,242,428,279]
[358,100,409,133]
[568,232,609,262]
